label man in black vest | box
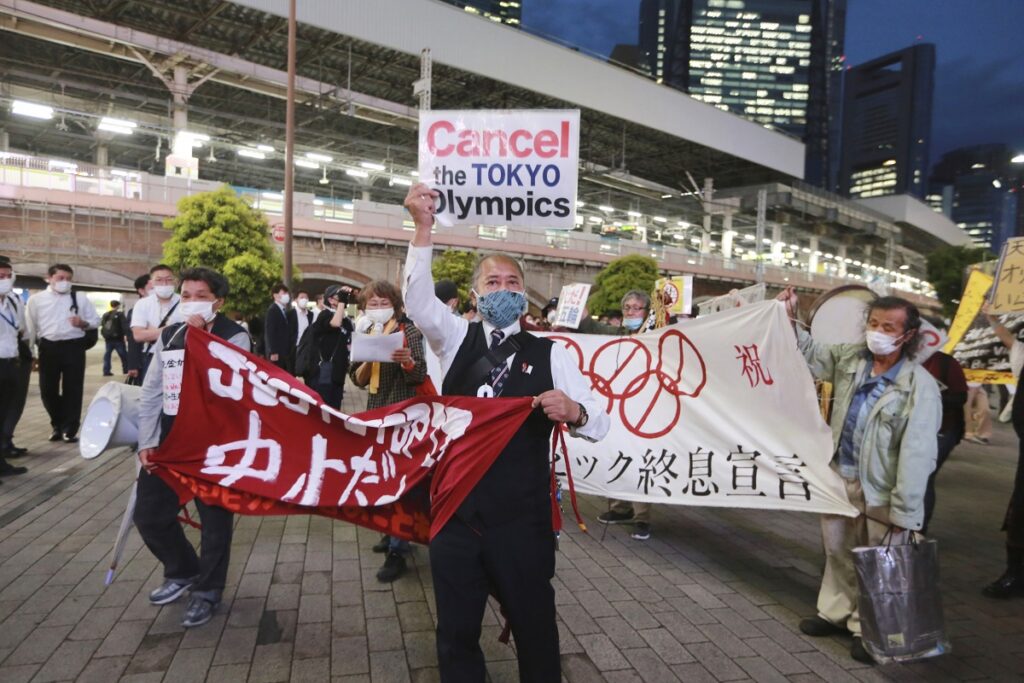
[134,267,250,628]
[403,184,609,682]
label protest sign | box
[655,276,693,316]
[553,283,591,329]
[154,327,534,543]
[990,237,1024,313]
[699,283,766,315]
[418,109,580,229]
[545,301,858,517]
[943,269,992,353]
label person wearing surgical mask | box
[348,279,427,583]
[130,264,181,383]
[264,282,293,372]
[402,183,610,682]
[0,255,29,476]
[777,287,940,664]
[25,263,101,443]
[135,267,250,630]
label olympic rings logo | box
[549,330,707,438]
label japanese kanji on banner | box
[546,301,858,517]
[152,327,535,544]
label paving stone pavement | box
[0,353,1022,682]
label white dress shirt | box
[295,305,311,345]
[26,287,100,343]
[0,293,26,359]
[130,293,182,331]
[403,244,609,442]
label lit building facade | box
[637,0,846,188]
[443,0,521,26]
[838,44,935,200]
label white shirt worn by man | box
[0,293,26,359]
[294,303,311,346]
[26,287,100,344]
[130,293,182,342]
[403,244,609,442]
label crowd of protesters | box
[3,232,1023,676]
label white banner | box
[418,109,580,229]
[548,301,857,517]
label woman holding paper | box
[348,279,428,582]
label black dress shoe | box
[6,445,27,456]
[49,429,63,442]
[63,433,79,443]
[799,616,849,637]
[851,637,874,664]
[0,460,27,476]
[982,571,1024,599]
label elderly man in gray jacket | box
[778,288,940,664]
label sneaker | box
[631,522,651,541]
[376,551,407,583]
[62,433,79,443]
[148,578,194,605]
[597,510,635,525]
[372,535,391,553]
[799,615,849,637]
[48,429,63,442]
[982,570,1024,599]
[850,636,874,664]
[181,596,217,628]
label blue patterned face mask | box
[474,289,527,329]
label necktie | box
[489,329,509,397]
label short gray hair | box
[472,253,527,290]
[621,290,650,310]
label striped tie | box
[489,330,509,397]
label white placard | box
[161,349,185,416]
[351,332,405,363]
[418,109,580,229]
[553,283,591,329]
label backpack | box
[101,311,120,339]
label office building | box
[838,44,935,200]
[637,0,846,187]
[443,0,521,26]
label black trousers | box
[430,514,560,683]
[0,357,25,449]
[133,469,234,601]
[37,338,86,435]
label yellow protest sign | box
[655,276,692,315]
[963,368,1015,385]
[943,270,993,353]
[990,237,1024,313]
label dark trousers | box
[922,431,959,534]
[0,357,23,449]
[430,515,560,683]
[37,338,86,435]
[313,381,343,410]
[133,469,234,601]
[103,339,128,375]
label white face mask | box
[52,279,72,294]
[365,308,394,325]
[278,294,291,305]
[296,298,309,309]
[865,330,903,357]
[154,285,175,300]
[0,276,13,295]
[179,301,216,322]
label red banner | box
[153,327,533,543]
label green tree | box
[432,249,476,307]
[162,185,286,319]
[587,254,660,315]
[926,244,994,316]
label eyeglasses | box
[622,305,646,312]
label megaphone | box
[80,382,142,459]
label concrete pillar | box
[701,177,713,254]
[771,223,783,265]
[838,244,848,277]
[809,235,819,273]
[95,143,108,168]
[721,213,734,259]
[0,130,8,152]
[361,189,371,201]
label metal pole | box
[283,0,297,289]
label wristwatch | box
[573,402,589,429]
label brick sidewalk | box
[0,356,1022,682]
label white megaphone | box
[80,382,142,459]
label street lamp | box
[1012,153,1024,164]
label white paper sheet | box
[351,331,405,363]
